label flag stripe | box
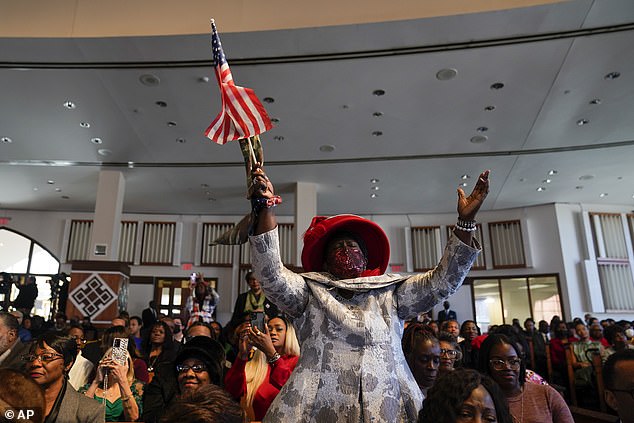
[205,21,272,144]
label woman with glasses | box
[402,324,441,397]
[67,324,93,390]
[143,336,225,423]
[24,332,104,423]
[225,315,300,421]
[80,347,144,422]
[478,334,573,423]
[437,332,462,378]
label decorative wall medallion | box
[69,273,117,317]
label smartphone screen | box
[251,312,266,332]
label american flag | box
[205,20,272,144]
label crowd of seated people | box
[5,277,634,423]
[400,312,634,422]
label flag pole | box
[247,136,258,165]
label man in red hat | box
[247,166,489,422]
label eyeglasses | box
[22,353,64,363]
[609,388,634,400]
[489,358,521,371]
[440,348,462,360]
[176,364,207,373]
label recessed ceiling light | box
[263,97,275,103]
[271,118,280,123]
[370,193,378,198]
[79,122,90,128]
[139,74,161,87]
[490,82,504,90]
[476,127,488,133]
[600,193,608,198]
[273,135,284,141]
[198,76,210,83]
[47,180,55,184]
[543,179,552,184]
[604,71,620,80]
[548,170,558,176]
[33,187,39,191]
[577,118,589,126]
[536,187,546,192]
[579,174,594,180]
[91,137,103,145]
[461,174,470,180]
[97,148,112,156]
[372,131,383,137]
[589,99,602,105]
[128,161,134,169]
[155,100,167,108]
[372,89,385,96]
[55,188,62,192]
[176,138,186,144]
[63,101,76,109]
[319,144,335,152]
[371,186,380,191]
[370,178,379,183]
[61,195,70,199]
[460,182,468,187]
[167,121,177,127]
[373,112,383,117]
[470,135,488,144]
[1,137,12,143]
[436,68,458,81]
[484,105,496,111]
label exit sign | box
[0,217,11,225]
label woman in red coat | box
[225,315,299,421]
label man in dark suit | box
[142,300,159,329]
[437,300,457,325]
[0,312,30,371]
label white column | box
[88,170,125,261]
[294,182,317,267]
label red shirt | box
[225,354,299,421]
[549,337,577,367]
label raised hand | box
[248,324,277,359]
[248,164,275,200]
[457,170,490,221]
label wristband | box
[251,195,282,212]
[455,218,477,232]
[267,352,281,364]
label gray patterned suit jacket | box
[250,228,479,422]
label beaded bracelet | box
[455,218,477,232]
[267,352,281,364]
[251,195,283,212]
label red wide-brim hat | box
[301,214,390,274]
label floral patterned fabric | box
[250,228,480,422]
